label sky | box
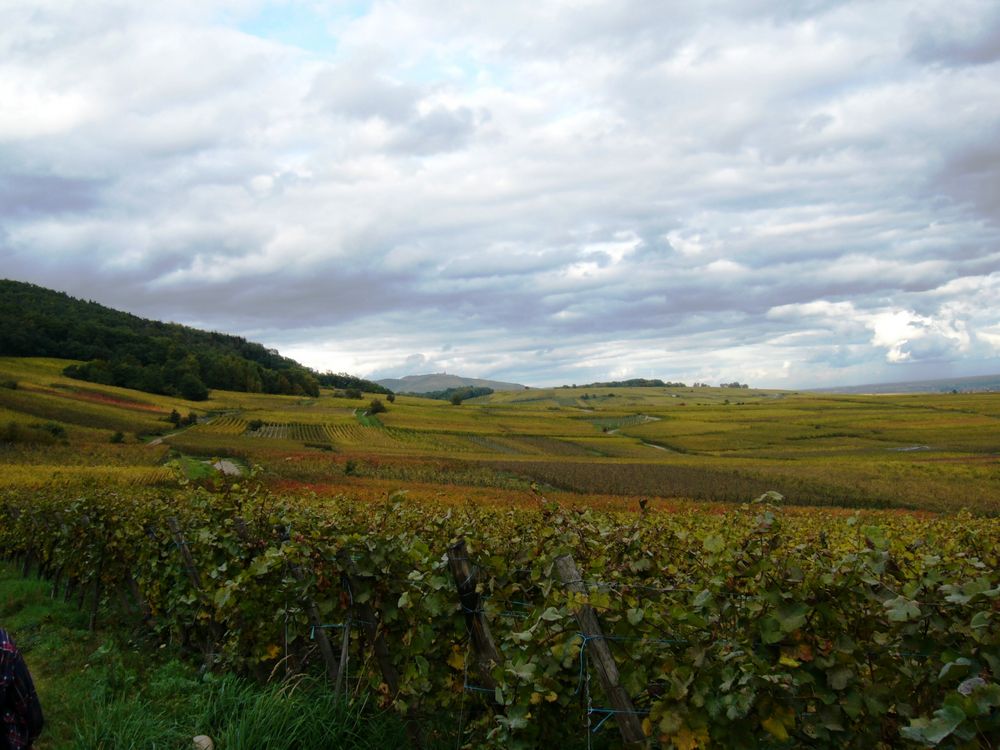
[2,0,999,388]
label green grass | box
[354,408,382,428]
[172,453,218,481]
[0,562,409,749]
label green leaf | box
[938,658,971,681]
[627,607,644,625]
[900,705,965,745]
[969,682,1000,713]
[213,583,234,609]
[693,589,712,607]
[827,666,852,691]
[884,596,921,622]
[506,661,537,681]
[510,628,534,643]
[539,606,561,621]
[703,534,724,553]
[776,601,809,633]
[759,616,783,645]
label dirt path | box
[213,459,242,476]
[642,441,674,452]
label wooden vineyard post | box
[554,554,646,746]
[447,539,503,695]
[288,564,341,688]
[167,517,203,590]
[50,566,62,599]
[335,614,351,696]
[166,517,221,669]
[335,553,403,696]
[126,574,152,622]
[89,554,103,631]
[230,517,343,688]
[335,552,424,749]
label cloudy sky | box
[2,0,999,387]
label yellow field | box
[0,463,171,488]
[1,357,998,513]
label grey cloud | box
[309,63,483,153]
[310,66,418,122]
[929,136,1000,225]
[390,106,479,154]
[0,174,106,217]
[907,4,1000,66]
[3,1,1000,388]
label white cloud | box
[1,0,999,387]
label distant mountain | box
[376,373,527,394]
[0,279,385,400]
[812,373,1000,395]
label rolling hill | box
[0,279,384,400]
[811,373,1000,394]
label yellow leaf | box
[263,643,281,660]
[762,716,789,741]
[446,646,465,671]
[779,654,800,668]
[545,691,558,703]
[530,691,543,705]
[672,726,706,750]
[642,718,653,737]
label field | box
[1,356,999,747]
[2,357,996,513]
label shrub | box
[0,380,16,390]
[35,422,66,439]
[0,421,59,445]
[344,388,363,399]
[110,431,125,444]
[303,442,334,451]
[369,398,387,415]
[248,419,264,432]
[386,393,395,403]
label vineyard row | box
[1,487,997,748]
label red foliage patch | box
[35,385,167,413]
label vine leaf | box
[900,705,964,745]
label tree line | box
[403,385,494,403]
[561,378,687,389]
[0,280,383,401]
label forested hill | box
[0,280,384,400]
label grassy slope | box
[0,562,408,750]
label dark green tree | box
[178,374,209,401]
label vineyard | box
[1,357,1000,745]
[3,357,998,515]
[2,485,998,748]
